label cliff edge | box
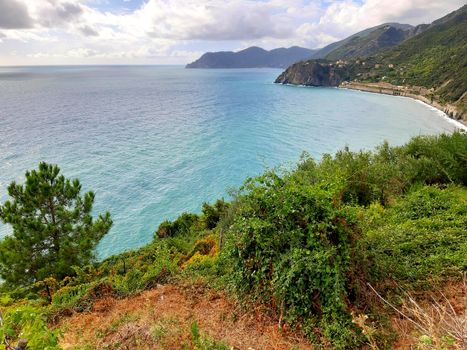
[274,61,350,86]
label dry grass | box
[369,280,466,350]
[58,282,313,350]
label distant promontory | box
[186,46,315,69]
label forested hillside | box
[312,23,417,60]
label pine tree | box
[0,162,112,288]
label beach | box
[340,81,467,131]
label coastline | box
[412,99,467,132]
[340,82,467,132]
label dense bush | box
[0,304,60,350]
[155,199,230,239]
[295,132,467,206]
[156,213,199,238]
[219,132,467,348]
[201,199,230,229]
[358,185,467,288]
[222,170,362,347]
[402,132,467,185]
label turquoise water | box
[0,66,457,258]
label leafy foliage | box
[222,170,361,347]
[201,199,230,230]
[219,132,466,347]
[358,185,467,288]
[155,199,229,239]
[0,133,466,349]
[402,132,467,185]
[156,213,199,239]
[0,304,60,350]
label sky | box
[0,0,464,65]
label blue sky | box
[91,0,145,12]
[0,0,463,65]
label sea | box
[0,66,460,258]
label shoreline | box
[411,99,467,132]
[339,82,467,132]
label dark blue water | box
[0,66,457,258]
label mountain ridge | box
[186,46,316,69]
[275,5,467,120]
[186,21,426,69]
[311,22,420,60]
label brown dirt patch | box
[59,283,313,350]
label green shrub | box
[218,133,466,347]
[297,133,467,207]
[156,213,199,238]
[201,199,230,230]
[359,185,467,288]
[0,304,60,350]
[109,243,177,297]
[51,281,111,312]
[0,294,14,307]
[402,132,467,185]
[222,170,362,348]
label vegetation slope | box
[363,5,467,105]
[312,23,416,61]
[1,132,466,349]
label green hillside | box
[311,23,415,59]
[324,24,414,60]
[373,5,467,104]
[1,133,466,349]
[276,5,467,115]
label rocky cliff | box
[274,61,350,86]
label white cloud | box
[139,0,295,40]
[317,0,463,32]
[0,0,464,65]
